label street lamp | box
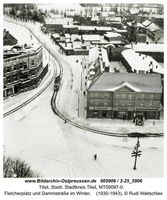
[131,137,142,170]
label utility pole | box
[131,137,142,170]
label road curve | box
[4,18,164,138]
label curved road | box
[3,17,164,177]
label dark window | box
[93,111,99,117]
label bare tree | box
[3,156,14,177]
[3,155,41,178]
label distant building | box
[44,17,73,33]
[146,23,163,42]
[82,34,101,43]
[58,42,89,56]
[142,20,163,42]
[126,43,164,62]
[51,33,61,43]
[105,16,122,29]
[104,32,122,42]
[3,29,18,46]
[3,45,48,98]
[87,73,162,119]
[113,28,128,37]
[63,25,78,34]
[127,21,145,42]
[152,15,164,28]
[136,33,147,43]
[78,26,112,35]
[121,49,163,74]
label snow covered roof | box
[4,44,42,60]
[79,26,112,31]
[91,16,99,21]
[106,17,121,23]
[89,46,99,64]
[45,17,73,25]
[125,43,164,53]
[89,71,95,75]
[104,32,122,38]
[101,48,109,67]
[51,33,60,38]
[130,7,139,15]
[101,12,109,17]
[73,42,82,49]
[82,34,100,41]
[88,73,162,93]
[121,49,163,74]
[127,22,143,28]
[147,23,161,32]
[63,25,78,29]
[71,34,81,42]
[142,20,152,27]
[65,34,70,38]
[113,28,127,33]
[108,11,115,16]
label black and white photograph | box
[1,0,166,199]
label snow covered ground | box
[3,17,164,177]
[4,82,164,177]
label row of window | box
[89,93,160,100]
[4,64,43,85]
[89,99,160,108]
[4,59,42,74]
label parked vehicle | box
[54,75,61,91]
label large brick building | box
[87,73,162,119]
[3,45,48,98]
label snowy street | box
[3,82,164,177]
[3,17,163,177]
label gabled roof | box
[147,23,161,32]
[110,82,140,92]
[121,49,163,74]
[88,73,162,93]
[142,20,152,27]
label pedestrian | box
[94,154,97,160]
[64,119,66,124]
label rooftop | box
[126,43,164,53]
[79,26,112,31]
[106,16,121,23]
[147,23,161,32]
[45,17,73,25]
[51,33,60,38]
[129,7,139,15]
[104,32,122,38]
[121,49,163,74]
[142,20,152,27]
[88,72,162,93]
[3,44,42,59]
[82,34,101,41]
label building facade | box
[3,45,48,98]
[87,73,162,119]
